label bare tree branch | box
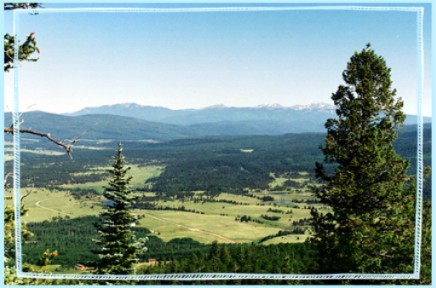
[63,129,90,144]
[4,127,73,158]
[4,107,88,158]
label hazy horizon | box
[5,101,431,118]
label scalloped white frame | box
[12,5,424,281]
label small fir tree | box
[93,144,146,274]
[311,44,415,274]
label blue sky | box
[4,2,432,116]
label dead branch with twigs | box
[4,126,73,158]
[4,108,89,158]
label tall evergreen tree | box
[311,44,415,274]
[93,144,146,274]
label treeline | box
[258,229,305,244]
[270,179,310,191]
[10,124,432,199]
[22,215,315,272]
[139,241,316,276]
[23,216,209,268]
[137,123,427,202]
[67,188,99,200]
[260,214,281,221]
[143,134,325,197]
[133,203,206,215]
[5,147,113,188]
[24,216,101,267]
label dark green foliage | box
[238,215,252,222]
[4,3,41,10]
[140,242,316,276]
[4,203,33,264]
[260,214,280,221]
[147,134,324,196]
[144,237,209,260]
[258,230,302,244]
[93,144,147,274]
[4,33,39,71]
[415,201,431,284]
[261,195,275,202]
[4,3,42,72]
[292,217,311,226]
[24,216,101,267]
[23,216,209,267]
[68,188,99,200]
[394,123,432,200]
[384,201,432,285]
[311,45,415,274]
[267,208,284,213]
[3,206,15,261]
[9,125,430,199]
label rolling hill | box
[5,103,431,143]
[4,111,196,141]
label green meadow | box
[60,164,164,193]
[7,169,316,245]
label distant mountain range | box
[67,103,430,127]
[67,102,339,127]
[4,103,431,142]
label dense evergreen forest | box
[6,122,430,285]
[5,123,431,285]
[23,215,309,271]
[5,123,431,199]
[15,203,433,285]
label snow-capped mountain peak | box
[291,102,335,111]
[257,103,284,109]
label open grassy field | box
[4,147,65,162]
[268,172,312,190]
[6,162,321,245]
[137,210,281,244]
[151,196,313,230]
[60,164,164,193]
[5,164,163,222]
[6,186,317,244]
[215,192,261,205]
[5,188,103,223]
[8,190,305,244]
[4,154,13,162]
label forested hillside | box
[6,123,430,199]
